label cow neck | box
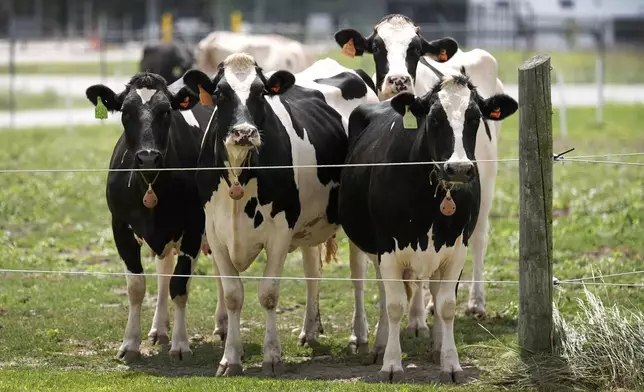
[123,136,171,210]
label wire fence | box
[0,150,642,288]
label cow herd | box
[85,14,518,383]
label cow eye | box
[415,47,422,56]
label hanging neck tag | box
[403,106,417,129]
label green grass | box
[0,105,643,390]
[3,49,642,84]
[0,89,89,111]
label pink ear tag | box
[440,189,456,216]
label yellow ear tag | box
[95,96,108,120]
[438,49,448,62]
[198,85,214,106]
[403,106,417,129]
[342,38,356,58]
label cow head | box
[390,71,517,184]
[180,53,295,169]
[335,14,458,100]
[85,72,199,181]
[140,43,196,85]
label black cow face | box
[181,54,295,168]
[390,73,518,183]
[85,72,199,180]
[335,14,458,100]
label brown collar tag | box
[229,179,244,200]
[143,184,158,209]
[440,189,456,216]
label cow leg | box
[405,284,429,338]
[466,214,489,319]
[371,264,389,365]
[212,244,244,377]
[148,252,173,347]
[298,245,323,347]
[378,254,406,382]
[434,250,466,384]
[260,235,289,377]
[112,218,145,364]
[212,258,228,343]
[429,270,442,363]
[348,241,369,354]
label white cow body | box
[197,31,314,77]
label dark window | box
[560,0,574,9]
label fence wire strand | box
[0,152,641,174]
[1,268,642,287]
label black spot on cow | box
[245,197,258,219]
[314,72,368,100]
[254,211,264,228]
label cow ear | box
[422,37,459,63]
[334,29,371,56]
[265,70,295,96]
[171,86,199,111]
[86,84,123,112]
[479,94,518,121]
[182,69,215,95]
[390,92,429,118]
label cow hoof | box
[347,341,369,355]
[378,368,404,383]
[465,301,486,319]
[440,370,465,384]
[432,350,441,364]
[148,331,170,346]
[170,346,193,361]
[369,347,385,365]
[298,333,320,348]
[216,363,244,377]
[116,349,141,364]
[213,328,226,344]
[262,359,285,376]
[403,324,430,339]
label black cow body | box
[86,72,216,363]
[140,42,196,85]
[338,74,517,382]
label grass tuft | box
[482,287,644,391]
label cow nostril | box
[445,165,455,176]
[466,167,474,177]
[153,154,161,164]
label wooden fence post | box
[518,55,554,357]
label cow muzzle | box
[229,124,261,148]
[135,149,162,169]
[443,161,474,184]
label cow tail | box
[402,268,414,306]
[322,234,338,264]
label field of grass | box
[2,49,643,84]
[0,61,139,77]
[0,89,89,112]
[0,105,643,391]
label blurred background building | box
[2,0,642,50]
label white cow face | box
[390,72,518,183]
[181,54,295,167]
[335,14,459,100]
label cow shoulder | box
[347,101,393,149]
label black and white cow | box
[335,14,507,336]
[338,72,518,382]
[140,42,196,85]
[85,72,220,362]
[178,53,378,376]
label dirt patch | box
[128,355,481,385]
